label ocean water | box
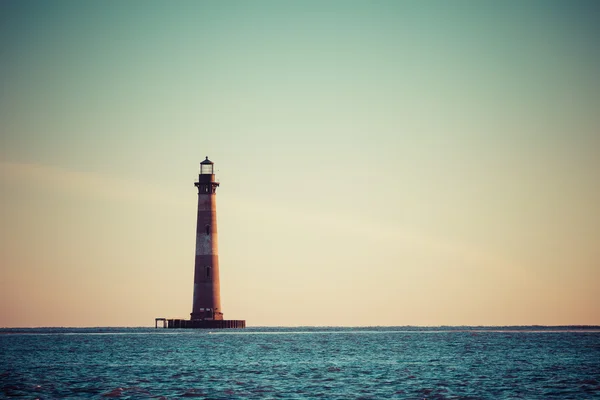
[1,327,599,399]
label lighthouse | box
[191,156,222,320]
[156,157,245,329]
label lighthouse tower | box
[191,157,222,321]
[155,157,245,329]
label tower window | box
[206,266,211,278]
[205,224,210,235]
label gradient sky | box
[1,1,599,327]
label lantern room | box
[200,157,214,175]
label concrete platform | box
[155,318,245,329]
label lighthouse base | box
[155,318,245,329]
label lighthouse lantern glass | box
[201,164,213,175]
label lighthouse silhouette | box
[156,157,245,329]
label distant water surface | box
[1,326,599,399]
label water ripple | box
[1,327,599,399]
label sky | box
[1,1,599,327]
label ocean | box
[1,326,599,399]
